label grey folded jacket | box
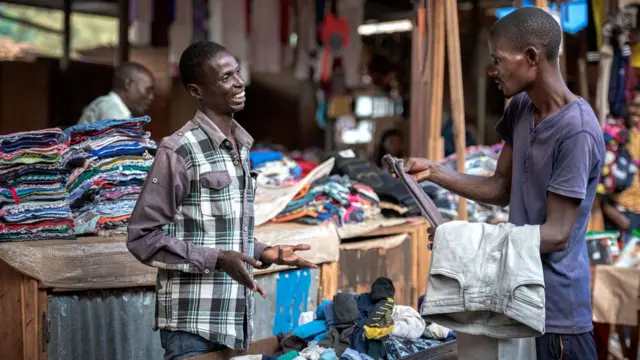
[381,154,444,227]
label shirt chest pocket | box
[200,170,234,218]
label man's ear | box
[524,46,540,66]
[186,84,203,99]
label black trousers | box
[535,332,597,360]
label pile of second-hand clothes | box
[0,128,75,241]
[420,144,509,223]
[232,277,455,360]
[272,175,381,226]
[63,117,156,235]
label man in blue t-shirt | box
[405,7,604,360]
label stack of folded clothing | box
[0,128,74,241]
[63,117,156,235]
[272,175,381,226]
[250,150,303,187]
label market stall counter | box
[0,222,339,360]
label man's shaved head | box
[490,7,562,62]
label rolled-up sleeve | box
[127,147,218,273]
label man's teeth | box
[232,91,245,99]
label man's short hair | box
[112,62,151,89]
[179,41,229,88]
[490,7,562,62]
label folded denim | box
[421,221,545,338]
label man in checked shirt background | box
[127,41,316,360]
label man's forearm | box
[429,164,510,207]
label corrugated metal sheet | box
[47,288,163,360]
[253,268,319,340]
[46,269,319,359]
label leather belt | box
[382,154,444,227]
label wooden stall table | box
[0,223,338,360]
[319,218,430,309]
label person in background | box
[78,61,155,124]
[404,8,604,359]
[127,41,316,359]
[376,129,404,168]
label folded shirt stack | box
[272,174,381,226]
[64,117,155,235]
[0,129,74,241]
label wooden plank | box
[22,278,40,360]
[417,225,431,299]
[444,0,468,221]
[320,262,339,302]
[427,2,445,161]
[0,260,26,360]
[38,289,48,360]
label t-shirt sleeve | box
[494,96,520,147]
[548,131,598,200]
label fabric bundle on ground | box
[0,128,74,241]
[272,174,380,226]
[63,117,155,234]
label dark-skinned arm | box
[428,145,513,207]
[540,131,601,252]
[539,192,581,253]
[601,199,631,231]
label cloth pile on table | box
[234,277,455,360]
[272,174,381,226]
[419,144,509,223]
[250,150,321,187]
[63,117,156,235]
[0,128,74,241]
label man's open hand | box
[217,250,267,298]
[261,245,318,269]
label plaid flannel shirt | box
[127,110,266,350]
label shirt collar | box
[108,91,132,118]
[192,109,254,150]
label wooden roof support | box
[444,0,468,221]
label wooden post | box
[61,0,71,71]
[118,0,130,65]
[409,3,427,157]
[444,0,468,221]
[427,2,445,161]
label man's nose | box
[487,67,498,78]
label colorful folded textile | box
[0,128,74,241]
[272,174,381,226]
[64,117,155,235]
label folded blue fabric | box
[250,151,283,168]
[292,320,327,340]
[64,116,151,135]
[317,300,331,320]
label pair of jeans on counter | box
[160,330,226,360]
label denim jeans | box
[160,330,226,360]
[535,332,597,360]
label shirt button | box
[233,160,239,165]
[224,140,231,147]
[204,269,210,274]
[177,131,183,136]
[483,300,491,308]
[152,178,158,183]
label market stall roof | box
[1,0,119,17]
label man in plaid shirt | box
[127,41,316,360]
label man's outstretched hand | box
[261,244,318,269]
[217,250,268,298]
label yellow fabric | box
[633,43,640,68]
[593,0,605,49]
[614,129,640,213]
[363,298,395,340]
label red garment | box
[296,160,319,178]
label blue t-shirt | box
[495,93,605,334]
